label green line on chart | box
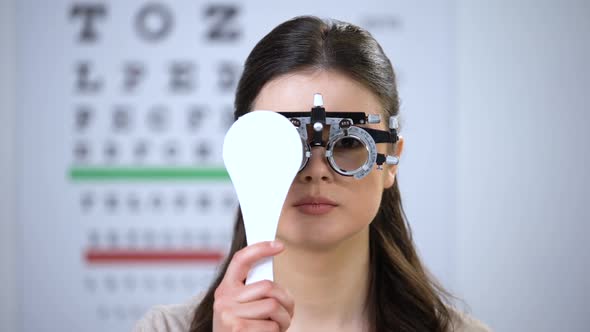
[69,167,230,181]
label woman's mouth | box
[293,197,338,215]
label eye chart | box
[15,1,453,331]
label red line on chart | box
[84,249,225,264]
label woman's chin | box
[277,223,362,252]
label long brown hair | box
[190,16,454,332]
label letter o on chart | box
[135,3,173,42]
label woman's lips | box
[293,197,338,215]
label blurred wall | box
[1,0,17,332]
[454,1,590,331]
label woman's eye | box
[336,137,362,149]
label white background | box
[2,1,589,331]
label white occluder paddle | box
[222,111,302,284]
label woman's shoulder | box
[449,307,492,332]
[131,296,492,332]
[132,295,203,332]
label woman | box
[134,16,490,332]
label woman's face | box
[252,70,402,250]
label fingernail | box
[270,240,283,249]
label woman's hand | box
[213,241,294,332]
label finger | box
[236,280,295,318]
[223,241,284,286]
[233,298,291,332]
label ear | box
[383,136,404,189]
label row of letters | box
[79,191,237,213]
[72,140,222,164]
[73,104,233,132]
[70,3,241,43]
[85,273,212,295]
[73,61,241,94]
[86,228,232,249]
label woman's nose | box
[296,146,335,183]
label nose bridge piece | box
[299,145,333,181]
[310,93,326,147]
[308,145,328,164]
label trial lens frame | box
[278,93,400,179]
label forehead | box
[252,70,382,113]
